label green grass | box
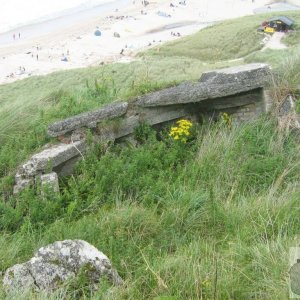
[0,117,299,299]
[142,11,300,63]
[284,13,300,46]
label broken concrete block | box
[135,64,271,107]
[13,179,34,195]
[40,172,59,194]
[47,102,128,137]
[21,141,85,176]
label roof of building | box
[268,16,294,26]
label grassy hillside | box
[0,10,300,300]
[142,11,300,62]
[1,117,300,299]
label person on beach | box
[13,34,15,40]
[18,33,21,39]
[36,54,39,61]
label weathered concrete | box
[20,141,85,177]
[13,179,34,195]
[48,102,128,137]
[53,156,82,177]
[14,64,274,195]
[199,63,270,84]
[3,240,123,292]
[136,63,270,107]
[40,172,59,194]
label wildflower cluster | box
[222,112,232,129]
[169,119,193,143]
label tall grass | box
[0,117,299,299]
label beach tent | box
[94,30,102,36]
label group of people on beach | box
[4,0,191,83]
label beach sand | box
[0,0,272,85]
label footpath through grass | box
[0,117,299,299]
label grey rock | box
[3,240,123,292]
[40,172,59,194]
[136,64,271,107]
[139,105,189,125]
[20,141,85,176]
[47,102,128,137]
[290,260,300,296]
[196,89,265,110]
[53,156,82,177]
[199,63,270,85]
[3,263,35,291]
[278,94,297,117]
[277,94,300,131]
[13,178,34,195]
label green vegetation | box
[143,15,265,62]
[1,10,300,300]
[1,117,299,299]
[143,11,300,63]
[284,15,300,46]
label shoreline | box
[0,0,131,46]
[0,0,274,85]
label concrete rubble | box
[13,64,273,194]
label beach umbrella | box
[94,30,102,37]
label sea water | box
[0,0,118,34]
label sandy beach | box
[0,0,274,85]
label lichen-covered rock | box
[3,240,123,292]
[3,263,35,291]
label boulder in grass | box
[3,240,123,292]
